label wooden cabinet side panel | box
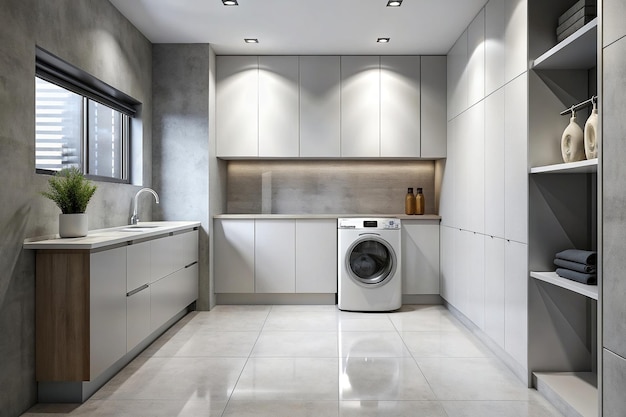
[36,251,90,381]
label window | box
[35,47,139,182]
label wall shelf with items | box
[530,271,598,299]
[532,18,597,70]
[527,1,599,416]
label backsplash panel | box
[226,160,436,215]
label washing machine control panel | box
[338,218,401,230]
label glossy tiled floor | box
[23,305,564,417]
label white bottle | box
[561,112,585,163]
[584,102,598,160]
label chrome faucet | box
[130,188,160,225]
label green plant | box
[41,167,97,214]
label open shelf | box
[530,158,597,174]
[534,372,598,417]
[532,18,598,70]
[531,271,598,300]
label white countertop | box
[23,221,201,250]
[214,214,441,221]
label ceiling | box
[108,0,487,55]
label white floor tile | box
[251,331,338,357]
[339,331,411,357]
[143,329,259,358]
[263,311,339,331]
[441,400,565,417]
[401,330,491,358]
[223,400,340,417]
[340,400,447,417]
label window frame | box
[35,47,140,184]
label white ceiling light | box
[386,0,402,6]
[377,37,390,43]
[244,38,259,43]
[222,0,238,5]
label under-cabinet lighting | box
[244,38,259,43]
[377,37,390,43]
[222,0,238,5]
[386,0,402,6]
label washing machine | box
[338,218,402,312]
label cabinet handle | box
[184,261,198,269]
[127,283,149,297]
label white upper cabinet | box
[421,56,447,158]
[485,0,506,95]
[484,88,506,238]
[299,56,341,158]
[467,9,486,106]
[341,56,381,157]
[259,56,299,157]
[504,0,528,82]
[380,56,421,158]
[216,56,258,157]
[447,31,468,121]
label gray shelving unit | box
[527,1,600,417]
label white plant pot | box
[59,213,88,238]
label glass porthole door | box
[346,236,397,287]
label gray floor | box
[23,305,563,417]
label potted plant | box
[41,167,97,237]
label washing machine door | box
[346,235,397,287]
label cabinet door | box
[151,230,198,282]
[420,56,447,158]
[467,9,485,106]
[259,56,299,157]
[90,247,127,379]
[214,219,255,293]
[216,56,258,157]
[504,73,528,244]
[341,56,380,157]
[127,241,150,292]
[151,263,198,331]
[484,88,505,238]
[467,232,485,330]
[440,225,456,304]
[484,236,505,348]
[255,220,296,293]
[504,239,528,369]
[485,0,505,95]
[504,0,527,83]
[299,56,341,157]
[295,219,337,293]
[447,30,468,120]
[440,118,457,228]
[401,221,440,294]
[380,56,421,158]
[127,286,150,352]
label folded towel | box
[555,249,597,266]
[556,268,597,285]
[554,258,596,274]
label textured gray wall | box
[0,0,152,415]
[603,0,626,414]
[152,44,211,310]
[226,160,436,215]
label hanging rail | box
[560,95,597,115]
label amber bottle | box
[415,187,425,215]
[405,188,416,215]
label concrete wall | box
[0,0,152,415]
[152,44,211,310]
[602,0,626,414]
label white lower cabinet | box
[255,220,296,293]
[90,247,127,379]
[126,241,151,352]
[401,221,440,294]
[215,218,338,294]
[214,219,255,293]
[504,239,528,369]
[484,236,505,348]
[440,226,456,304]
[295,219,337,293]
[151,264,198,331]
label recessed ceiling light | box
[386,0,402,6]
[222,0,238,5]
[377,37,390,43]
[244,38,259,43]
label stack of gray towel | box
[554,249,597,285]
